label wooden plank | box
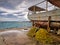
[31,20,60,22]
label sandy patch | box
[0,30,35,45]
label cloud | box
[0,7,25,13]
[0,10,7,13]
[0,0,27,14]
[0,0,40,21]
[0,11,29,21]
[0,0,24,9]
[0,17,19,21]
[0,0,44,13]
[0,14,17,18]
[16,1,27,8]
[0,0,41,13]
[0,0,57,21]
[0,16,29,21]
[0,13,8,15]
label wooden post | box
[47,16,51,32]
[34,6,36,14]
[46,0,48,12]
[31,20,34,26]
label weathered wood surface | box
[31,21,60,29]
[28,9,60,21]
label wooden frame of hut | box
[28,0,60,33]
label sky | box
[0,0,43,21]
[0,0,29,21]
[0,0,58,21]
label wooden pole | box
[47,16,51,32]
[46,0,48,12]
[46,0,50,32]
[34,6,36,14]
[31,20,34,26]
[35,0,45,5]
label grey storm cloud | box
[0,0,42,21]
[18,14,25,16]
[0,0,55,21]
[0,14,18,18]
[13,12,22,14]
[0,0,24,9]
[0,0,43,9]
[0,10,7,13]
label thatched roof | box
[47,0,60,8]
[28,6,45,11]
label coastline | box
[0,27,31,32]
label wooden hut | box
[47,0,60,8]
[28,0,60,32]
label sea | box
[0,21,32,29]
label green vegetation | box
[27,27,54,44]
[27,26,39,38]
[35,28,53,44]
